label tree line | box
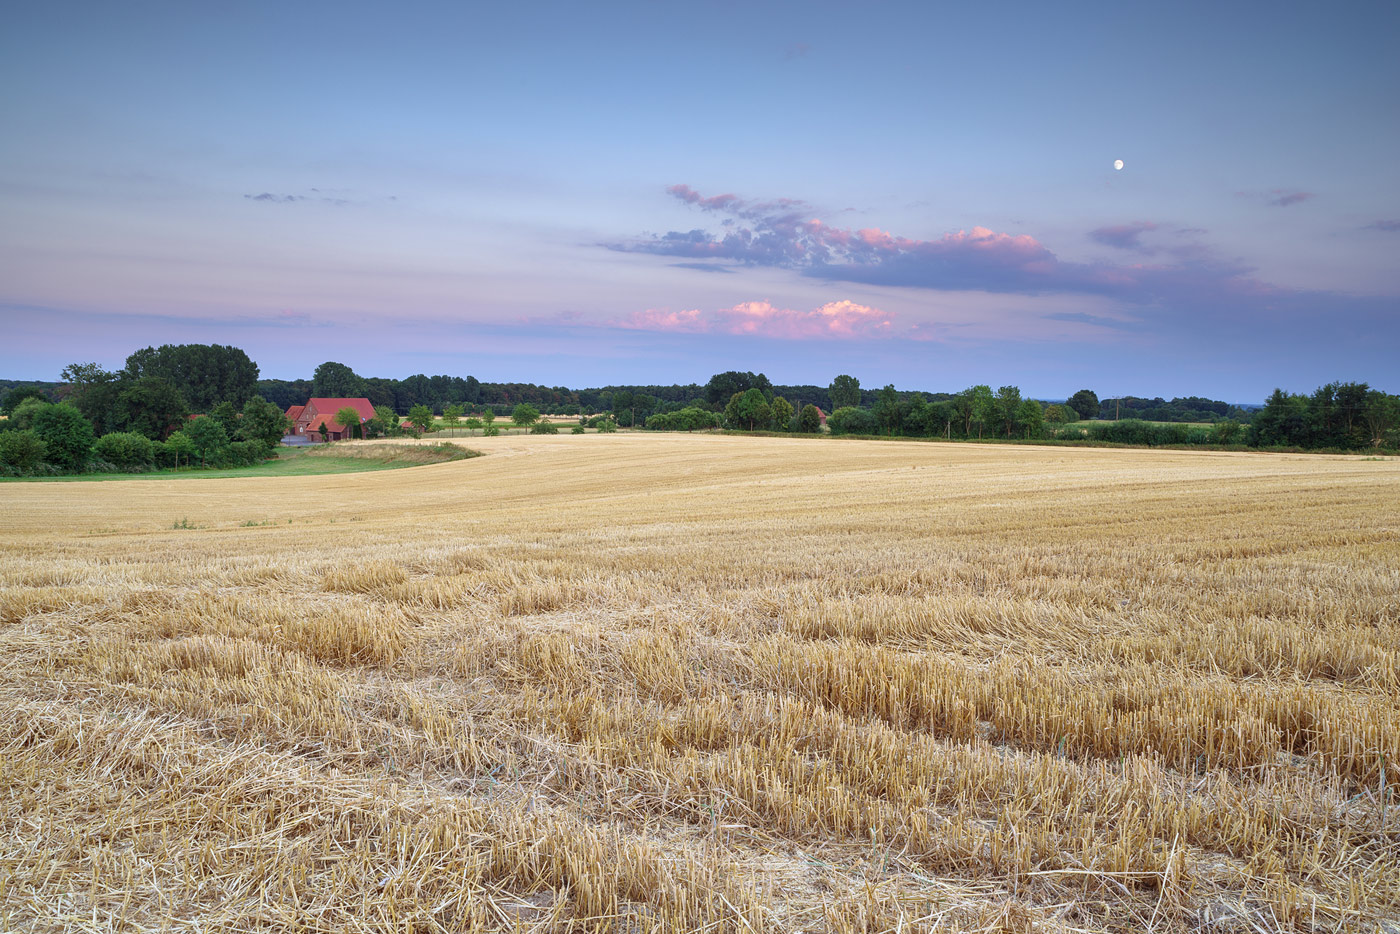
[644,375,1397,451]
[0,344,284,476]
[3,346,1396,477]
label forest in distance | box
[1,344,1398,480]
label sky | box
[2,0,1397,401]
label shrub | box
[0,430,47,474]
[596,419,617,433]
[571,425,585,434]
[1211,420,1242,445]
[228,440,267,466]
[1184,428,1213,446]
[93,431,156,470]
[31,403,95,470]
[530,421,559,434]
[161,431,197,468]
[826,406,877,436]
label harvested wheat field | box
[2,434,1398,933]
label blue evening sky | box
[2,0,1396,400]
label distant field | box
[2,434,1396,931]
[1081,418,1217,429]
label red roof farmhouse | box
[286,398,375,442]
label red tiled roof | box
[286,404,305,420]
[305,398,375,420]
[297,398,375,434]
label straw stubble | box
[1,433,1396,932]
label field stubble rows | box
[1,434,1397,932]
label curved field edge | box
[0,433,1396,933]
[0,440,483,482]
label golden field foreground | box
[2,434,1398,933]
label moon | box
[1114,159,1124,171]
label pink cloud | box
[618,300,894,339]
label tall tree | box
[829,374,862,410]
[113,377,188,440]
[1249,389,1309,447]
[1067,389,1099,421]
[334,406,366,440]
[406,404,434,436]
[31,404,95,471]
[706,371,773,407]
[60,362,122,436]
[874,384,900,435]
[995,386,1023,438]
[238,396,290,450]
[125,344,259,410]
[1362,390,1400,448]
[1016,398,1044,439]
[769,396,794,431]
[961,385,995,438]
[312,361,368,399]
[185,417,229,467]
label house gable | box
[292,398,376,439]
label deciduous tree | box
[334,406,365,440]
[31,403,95,470]
[769,396,794,431]
[185,417,229,467]
[407,404,434,436]
[829,374,861,410]
[1067,389,1099,421]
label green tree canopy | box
[1016,398,1044,439]
[511,403,541,427]
[706,371,772,407]
[124,344,259,410]
[334,406,366,440]
[961,385,995,438]
[185,417,230,467]
[829,374,861,410]
[31,403,96,470]
[826,406,876,435]
[1,387,49,415]
[995,386,1023,438]
[1067,389,1099,420]
[724,389,770,431]
[163,431,196,468]
[798,404,822,433]
[312,361,368,399]
[59,362,122,436]
[209,401,240,439]
[874,384,900,435]
[238,396,290,450]
[94,431,156,470]
[407,404,434,435]
[112,377,188,440]
[0,431,47,474]
[367,405,400,439]
[769,396,794,431]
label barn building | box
[286,398,376,442]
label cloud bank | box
[617,300,894,340]
[609,184,1270,307]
